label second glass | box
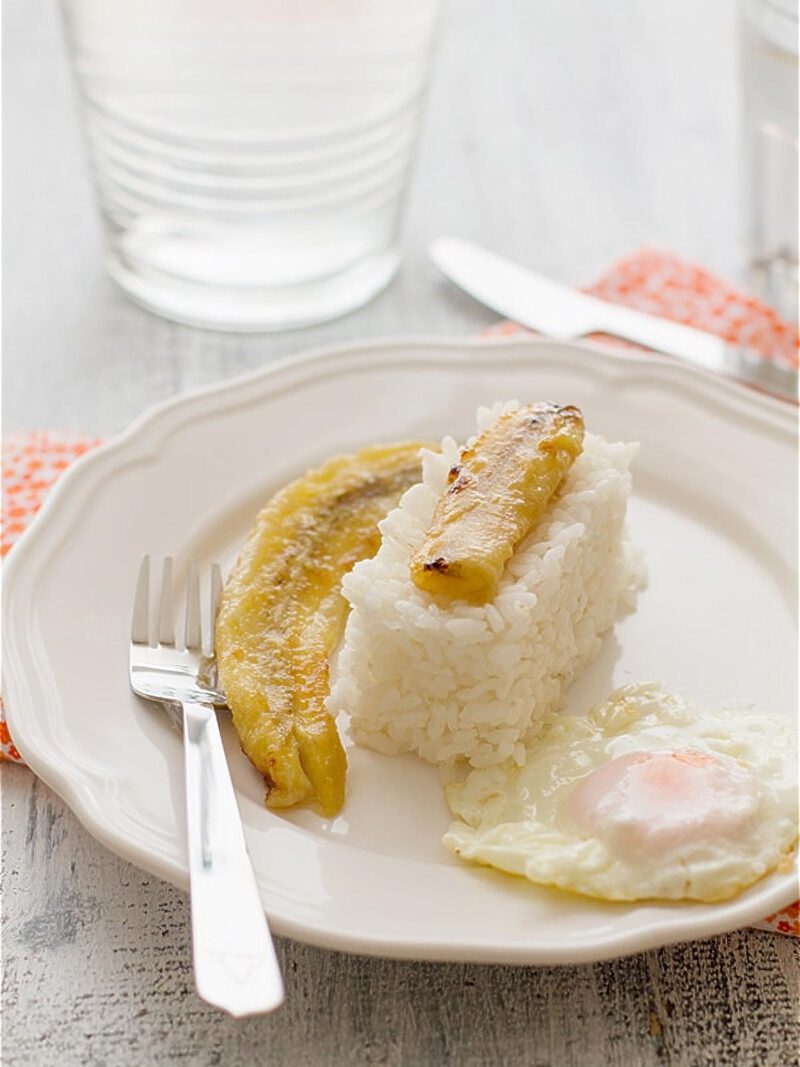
[740,0,799,323]
[61,0,444,331]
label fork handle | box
[181,701,284,1016]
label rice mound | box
[327,404,645,769]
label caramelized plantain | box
[410,403,584,603]
[216,442,427,817]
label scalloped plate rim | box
[3,335,797,964]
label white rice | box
[327,403,645,769]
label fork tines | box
[131,555,223,657]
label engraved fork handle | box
[181,701,284,1016]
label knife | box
[429,238,798,403]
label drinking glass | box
[740,0,799,323]
[60,1,444,331]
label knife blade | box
[429,238,798,403]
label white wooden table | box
[4,1,798,1064]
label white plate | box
[4,338,798,964]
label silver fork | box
[129,555,284,1016]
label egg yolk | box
[567,749,761,855]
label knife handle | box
[587,300,728,370]
[588,301,797,401]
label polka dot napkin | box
[484,245,799,364]
[1,432,104,766]
[1,248,797,936]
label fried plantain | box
[216,442,427,816]
[410,403,584,603]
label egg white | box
[442,683,798,902]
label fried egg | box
[443,684,798,902]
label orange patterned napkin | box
[1,432,103,764]
[1,249,797,936]
[486,245,799,364]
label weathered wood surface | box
[4,772,800,1067]
[3,0,798,1064]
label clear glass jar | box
[60,0,445,331]
[740,0,799,323]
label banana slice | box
[410,403,585,603]
[216,442,427,816]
